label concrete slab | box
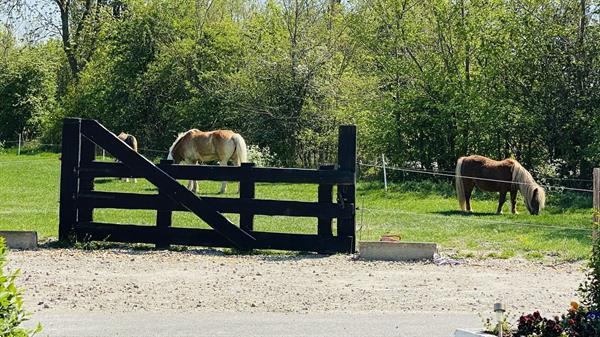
[358,241,437,261]
[0,231,37,249]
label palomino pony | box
[455,155,546,215]
[167,129,248,194]
[117,132,138,183]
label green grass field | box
[0,151,594,260]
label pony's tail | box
[130,135,138,152]
[455,157,467,211]
[233,133,248,164]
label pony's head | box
[527,186,546,215]
[512,162,546,215]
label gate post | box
[78,136,96,223]
[239,162,256,232]
[337,125,356,253]
[156,159,174,249]
[318,165,335,253]
[58,118,82,242]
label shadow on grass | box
[434,210,499,217]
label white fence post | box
[17,133,22,155]
[594,168,599,241]
[382,153,388,192]
[102,149,106,161]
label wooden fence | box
[58,118,357,253]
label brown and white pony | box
[117,132,138,183]
[167,129,247,194]
[455,155,546,215]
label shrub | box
[247,145,277,167]
[579,211,600,311]
[514,303,600,337]
[0,238,41,337]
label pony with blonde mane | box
[167,129,248,194]
[455,155,546,215]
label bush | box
[0,238,41,337]
[247,145,277,167]
[513,302,600,337]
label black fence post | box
[336,125,356,253]
[78,136,96,223]
[156,159,174,249]
[240,163,256,233]
[58,118,82,242]
[318,165,335,236]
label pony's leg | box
[464,181,475,212]
[510,189,519,214]
[496,191,507,215]
[219,160,228,194]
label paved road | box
[25,311,481,337]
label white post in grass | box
[17,133,22,155]
[102,149,106,161]
[594,168,599,241]
[382,153,388,192]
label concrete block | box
[454,328,496,337]
[358,241,437,261]
[0,231,38,249]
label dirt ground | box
[8,248,586,319]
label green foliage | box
[2,0,600,176]
[0,34,63,142]
[0,238,41,337]
[580,213,600,310]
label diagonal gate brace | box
[79,118,256,250]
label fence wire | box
[360,162,593,193]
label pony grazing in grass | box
[455,155,545,215]
[167,129,247,194]
[117,132,138,183]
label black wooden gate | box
[58,118,356,253]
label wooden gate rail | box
[58,118,357,253]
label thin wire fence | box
[359,162,593,193]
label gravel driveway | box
[8,248,585,318]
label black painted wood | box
[239,163,256,232]
[77,136,96,223]
[336,125,357,252]
[317,165,335,239]
[156,159,174,249]
[58,118,81,242]
[80,119,255,250]
[75,222,354,252]
[79,161,355,185]
[76,191,350,218]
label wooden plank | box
[76,191,351,218]
[336,125,357,252]
[58,118,81,242]
[239,163,255,232]
[79,161,355,185]
[80,119,255,250]
[74,222,354,253]
[156,159,174,249]
[318,165,335,239]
